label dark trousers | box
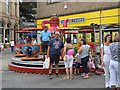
[11,46,14,52]
[81,56,89,74]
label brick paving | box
[1,48,105,88]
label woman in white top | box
[78,38,90,79]
[32,38,37,44]
[101,34,112,88]
[10,40,15,52]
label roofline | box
[36,6,120,20]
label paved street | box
[1,48,105,88]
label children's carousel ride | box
[9,14,74,74]
[9,14,96,74]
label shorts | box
[74,62,81,68]
[41,41,49,52]
[64,55,73,68]
[50,55,60,65]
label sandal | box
[70,75,73,80]
[83,75,89,79]
[49,74,53,79]
[64,76,69,80]
[56,73,59,77]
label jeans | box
[11,46,14,52]
[81,56,89,74]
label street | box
[1,48,104,88]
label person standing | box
[32,37,37,44]
[78,38,90,79]
[10,40,15,52]
[47,31,64,79]
[109,33,120,88]
[63,38,74,80]
[40,26,51,60]
[101,34,112,88]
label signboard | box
[78,33,83,43]
[86,33,91,42]
[60,17,86,24]
[95,32,100,42]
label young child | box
[74,53,81,75]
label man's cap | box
[55,31,60,35]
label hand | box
[101,62,104,67]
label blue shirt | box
[40,30,51,41]
[48,38,64,55]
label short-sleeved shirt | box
[48,38,64,55]
[10,41,15,46]
[109,42,120,62]
[81,45,90,58]
[40,30,51,41]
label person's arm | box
[88,46,92,58]
[47,46,50,58]
[63,43,67,56]
[101,44,104,66]
[40,32,42,42]
[49,32,52,40]
[101,48,104,66]
[47,40,51,58]
[78,46,83,54]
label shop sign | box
[60,17,86,24]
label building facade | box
[0,0,19,44]
[36,1,119,45]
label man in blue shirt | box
[40,26,51,60]
[47,31,64,79]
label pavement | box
[1,48,105,88]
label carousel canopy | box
[15,28,42,33]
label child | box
[74,53,81,75]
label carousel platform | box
[9,55,84,74]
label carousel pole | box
[100,10,103,45]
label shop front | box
[37,8,120,46]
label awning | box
[15,28,42,33]
[78,29,94,33]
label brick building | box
[0,0,19,45]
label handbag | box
[43,57,50,69]
[88,57,96,70]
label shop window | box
[47,0,68,4]
[91,32,94,42]
[6,0,10,15]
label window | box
[47,0,68,4]
[6,0,10,15]
[15,3,17,16]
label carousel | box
[8,14,79,74]
[9,14,97,74]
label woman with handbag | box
[78,38,90,79]
[63,38,74,80]
[101,34,112,88]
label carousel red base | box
[21,57,42,61]
[8,63,84,74]
[15,54,26,57]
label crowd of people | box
[8,25,120,89]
